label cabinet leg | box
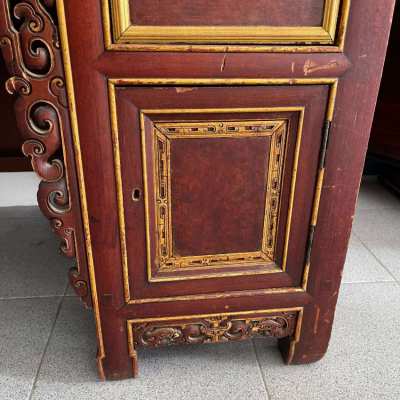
[96,349,137,381]
[278,303,335,365]
[95,313,138,380]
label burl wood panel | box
[129,0,324,26]
[171,136,270,256]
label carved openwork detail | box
[132,312,297,348]
[153,120,288,271]
[0,0,90,305]
[262,124,287,257]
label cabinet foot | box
[97,353,137,381]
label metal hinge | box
[318,120,332,171]
[303,120,332,286]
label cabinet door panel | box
[106,0,343,46]
[129,0,325,26]
[111,84,329,303]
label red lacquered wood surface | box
[0,0,395,381]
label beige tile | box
[254,282,400,400]
[0,298,60,400]
[31,297,268,400]
[0,218,69,298]
[342,234,394,283]
[356,179,400,211]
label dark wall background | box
[365,1,400,194]
[0,55,31,171]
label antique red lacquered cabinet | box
[0,0,395,380]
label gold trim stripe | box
[128,307,303,324]
[126,287,305,305]
[108,81,131,301]
[56,0,106,375]
[110,78,338,86]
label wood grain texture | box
[171,136,270,256]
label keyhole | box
[132,188,141,202]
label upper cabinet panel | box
[104,0,350,50]
[129,0,325,26]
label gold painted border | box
[148,118,288,273]
[110,0,337,43]
[127,307,304,365]
[102,0,351,52]
[57,0,106,378]
[108,77,336,304]
[141,109,300,284]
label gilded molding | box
[152,120,287,272]
[103,0,351,52]
[138,107,303,286]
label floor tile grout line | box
[0,294,66,301]
[353,232,400,288]
[356,206,400,211]
[251,339,272,400]
[342,280,397,285]
[28,283,68,400]
[0,216,45,221]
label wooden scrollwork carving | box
[133,312,297,348]
[0,0,91,306]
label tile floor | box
[0,177,399,400]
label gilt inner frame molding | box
[113,104,302,292]
[151,119,288,272]
[107,78,338,304]
[102,0,351,52]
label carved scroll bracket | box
[0,0,90,305]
